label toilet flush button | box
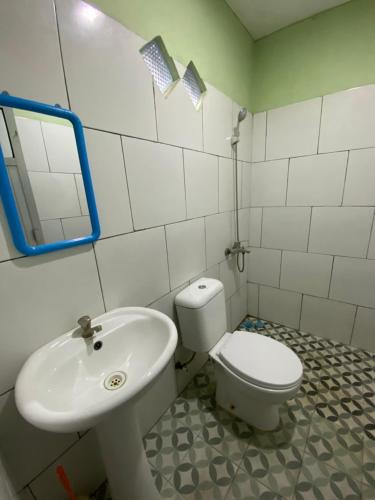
[198,285,207,289]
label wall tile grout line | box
[349,305,359,345]
[340,150,350,206]
[365,209,375,258]
[52,0,72,110]
[285,158,290,206]
[316,96,324,154]
[163,225,172,292]
[151,82,160,142]
[92,242,107,312]
[120,137,136,232]
[306,206,313,252]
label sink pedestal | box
[96,403,159,500]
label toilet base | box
[213,360,299,431]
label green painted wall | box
[253,0,375,112]
[89,0,254,110]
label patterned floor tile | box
[361,481,375,500]
[294,453,361,500]
[170,437,237,499]
[137,314,375,500]
[200,406,253,464]
[306,413,363,479]
[362,435,375,490]
[144,418,197,478]
[225,468,283,500]
[239,412,306,498]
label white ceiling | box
[226,0,350,40]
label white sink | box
[15,307,178,500]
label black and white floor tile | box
[95,316,375,499]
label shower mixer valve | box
[225,241,251,257]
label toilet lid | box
[219,331,303,390]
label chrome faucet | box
[77,315,102,339]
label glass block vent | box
[140,36,179,97]
[182,61,207,110]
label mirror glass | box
[0,107,92,246]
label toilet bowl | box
[175,278,303,430]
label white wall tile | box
[40,219,64,243]
[203,84,232,157]
[368,223,375,259]
[85,129,133,238]
[0,0,68,105]
[123,137,185,229]
[351,307,375,352]
[219,257,242,299]
[319,85,375,153]
[250,160,288,206]
[15,118,49,172]
[62,216,91,239]
[287,152,347,206]
[230,286,247,330]
[233,103,252,162]
[95,227,170,309]
[300,295,356,343]
[266,98,321,160]
[190,263,220,283]
[241,164,252,208]
[0,246,104,397]
[309,207,374,257]
[262,207,311,251]
[149,284,187,326]
[343,148,375,206]
[184,150,218,218]
[205,212,232,268]
[259,286,302,329]
[218,157,235,212]
[0,391,77,492]
[42,122,81,174]
[238,208,250,242]
[330,257,375,308]
[249,208,262,247]
[56,0,156,139]
[248,247,281,287]
[281,251,333,297]
[247,283,259,316]
[166,219,206,289]
[30,432,104,500]
[29,172,81,220]
[252,112,266,162]
[154,75,203,150]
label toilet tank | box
[175,278,227,352]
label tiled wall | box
[0,0,251,498]
[247,85,375,352]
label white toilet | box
[175,278,303,431]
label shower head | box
[237,107,247,123]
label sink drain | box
[104,371,127,391]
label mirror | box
[0,93,100,255]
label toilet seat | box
[218,331,303,390]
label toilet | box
[175,278,303,431]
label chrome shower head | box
[237,107,247,123]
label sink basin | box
[15,307,178,500]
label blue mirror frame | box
[0,93,100,256]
